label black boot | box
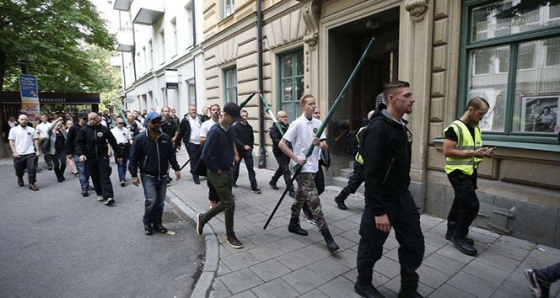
[334,191,349,210]
[54,168,63,182]
[288,218,308,236]
[399,275,423,298]
[446,221,474,245]
[451,236,477,256]
[321,228,339,252]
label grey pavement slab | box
[162,151,560,298]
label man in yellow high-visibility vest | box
[443,97,495,256]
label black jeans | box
[356,190,424,288]
[537,262,560,282]
[342,161,364,195]
[87,157,114,199]
[233,149,257,189]
[186,142,201,178]
[271,154,292,189]
[14,153,37,184]
[446,170,479,238]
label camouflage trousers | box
[291,172,327,232]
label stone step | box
[339,168,354,178]
[332,174,365,194]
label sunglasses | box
[117,122,124,124]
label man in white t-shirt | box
[279,94,339,253]
[8,114,40,191]
[111,117,133,186]
[177,105,203,184]
[36,114,53,170]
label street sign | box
[19,74,40,123]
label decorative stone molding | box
[302,0,321,48]
[405,0,429,22]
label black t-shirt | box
[444,120,475,142]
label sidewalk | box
[167,150,560,298]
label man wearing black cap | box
[129,112,182,235]
[196,102,244,249]
[66,114,92,196]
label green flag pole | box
[263,37,376,230]
[260,93,284,135]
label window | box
[461,0,560,142]
[159,30,165,64]
[148,40,153,70]
[185,2,194,47]
[224,67,237,103]
[222,0,234,19]
[171,18,178,57]
[187,79,196,106]
[278,49,304,122]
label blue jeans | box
[140,174,168,225]
[116,147,130,182]
[74,154,90,190]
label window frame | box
[223,67,237,104]
[277,48,304,123]
[222,0,234,19]
[459,0,560,144]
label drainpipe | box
[257,0,266,168]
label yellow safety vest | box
[355,127,367,165]
[444,120,483,176]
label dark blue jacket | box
[201,123,235,173]
[128,130,180,179]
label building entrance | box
[327,6,400,160]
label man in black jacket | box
[76,112,122,206]
[233,109,261,193]
[65,115,91,196]
[268,110,295,197]
[129,112,181,235]
[177,105,203,184]
[355,81,424,298]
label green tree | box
[0,0,115,157]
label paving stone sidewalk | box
[166,150,560,298]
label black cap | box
[223,102,242,121]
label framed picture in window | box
[520,96,559,133]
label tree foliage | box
[0,0,116,93]
[0,0,117,157]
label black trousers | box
[537,262,560,282]
[356,190,424,289]
[271,154,292,190]
[14,153,37,184]
[186,142,201,177]
[446,170,479,238]
[87,157,114,199]
[342,161,364,195]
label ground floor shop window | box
[462,0,560,142]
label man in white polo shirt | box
[9,114,40,191]
[279,94,339,253]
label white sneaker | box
[105,197,115,206]
[96,196,105,202]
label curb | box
[166,193,218,298]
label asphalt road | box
[0,160,204,298]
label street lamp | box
[17,55,35,74]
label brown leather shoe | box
[226,236,243,249]
[29,183,39,191]
[17,178,24,187]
